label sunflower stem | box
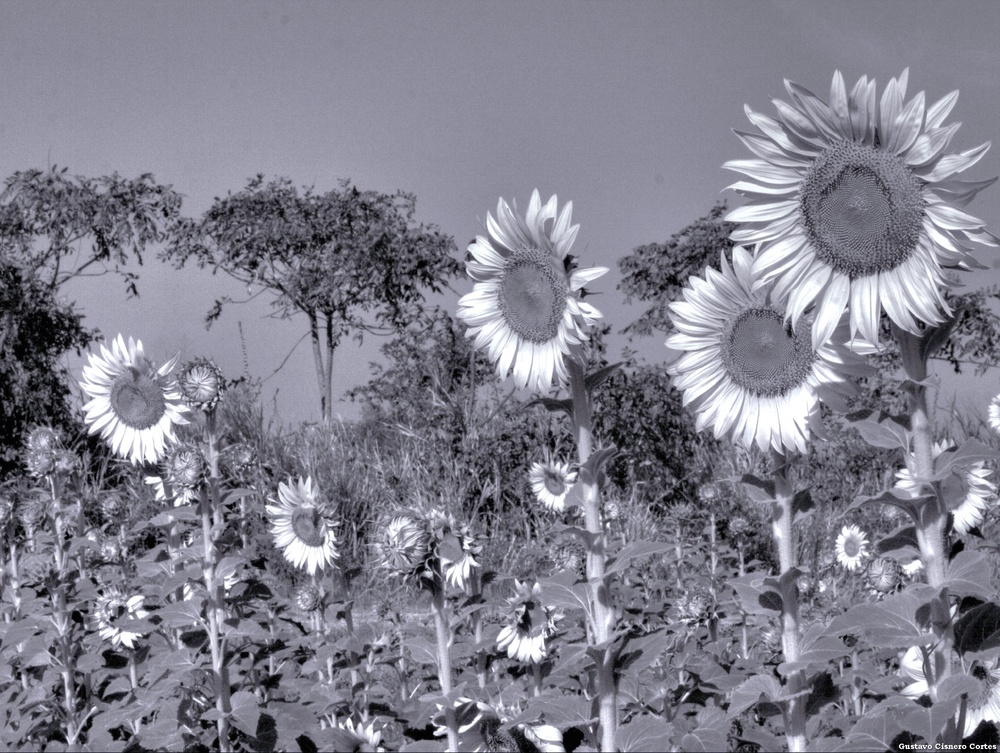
[431,585,459,751]
[568,358,617,752]
[771,453,807,753]
[202,411,233,753]
[893,324,953,710]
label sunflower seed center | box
[542,467,567,496]
[109,367,168,429]
[844,537,861,558]
[291,506,326,547]
[800,141,924,278]
[721,307,815,397]
[498,250,568,343]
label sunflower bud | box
[381,514,430,575]
[178,358,226,411]
[866,556,902,593]
[294,583,323,613]
[167,446,204,490]
[24,426,62,477]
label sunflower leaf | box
[944,550,993,600]
[525,397,573,417]
[919,306,965,362]
[954,602,1000,655]
[740,473,776,503]
[583,362,623,392]
[874,525,919,558]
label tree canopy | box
[164,175,460,421]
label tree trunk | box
[307,311,329,422]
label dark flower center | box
[542,466,568,496]
[498,249,568,343]
[844,537,861,559]
[800,141,924,278]
[110,367,167,429]
[291,506,326,547]
[721,307,816,397]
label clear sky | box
[4,1,1000,426]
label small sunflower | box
[835,524,870,571]
[426,509,481,591]
[331,716,384,753]
[725,69,997,347]
[496,580,558,664]
[92,588,149,649]
[666,246,869,453]
[527,459,577,511]
[79,334,190,465]
[294,583,323,613]
[895,439,996,534]
[457,189,608,392]
[266,476,339,575]
[989,394,1000,435]
[24,426,62,477]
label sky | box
[4,1,1000,427]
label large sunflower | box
[457,190,608,392]
[666,246,868,453]
[79,334,190,465]
[266,476,339,575]
[725,69,997,346]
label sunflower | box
[79,334,190,465]
[725,69,997,347]
[989,394,1000,435]
[900,647,1000,737]
[457,190,608,392]
[835,524,870,571]
[866,556,902,594]
[380,512,431,576]
[527,460,577,511]
[496,580,558,664]
[331,716,384,753]
[895,439,996,534]
[266,476,339,575]
[666,246,869,453]
[92,588,149,650]
[425,509,481,591]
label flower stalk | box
[431,585,458,751]
[568,358,617,751]
[772,455,806,752]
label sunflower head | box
[866,556,902,593]
[79,335,191,465]
[726,69,998,346]
[294,583,323,614]
[178,358,226,411]
[457,190,608,392]
[380,512,431,576]
[167,445,205,490]
[24,426,63,477]
[528,459,577,511]
[266,476,340,576]
[667,246,869,453]
[835,524,870,572]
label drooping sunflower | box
[92,588,149,650]
[379,512,431,576]
[457,190,608,393]
[426,509,481,592]
[895,439,996,534]
[79,334,190,465]
[835,524,870,571]
[725,69,997,346]
[266,476,339,575]
[527,459,577,511]
[666,245,869,453]
[496,580,558,664]
[145,444,205,506]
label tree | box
[0,167,183,478]
[617,201,737,338]
[163,176,460,421]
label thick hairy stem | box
[568,359,617,751]
[431,587,459,752]
[772,458,806,753]
[893,324,951,704]
[203,412,232,752]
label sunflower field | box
[7,68,1000,753]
